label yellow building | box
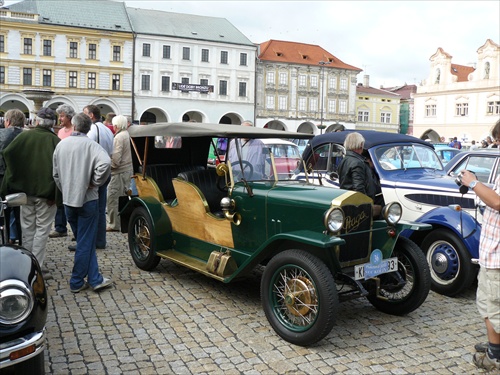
[355,75,401,133]
[0,0,133,122]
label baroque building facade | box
[255,40,361,134]
[413,39,500,143]
[0,0,134,123]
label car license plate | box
[354,257,398,280]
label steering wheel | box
[234,160,254,180]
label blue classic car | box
[295,130,482,297]
[0,193,47,374]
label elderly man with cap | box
[0,107,61,275]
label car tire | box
[367,237,431,315]
[261,249,338,346]
[128,207,161,271]
[421,228,477,297]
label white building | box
[413,39,500,143]
[127,8,257,125]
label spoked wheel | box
[261,249,338,346]
[128,207,160,270]
[367,237,431,315]
[421,228,477,296]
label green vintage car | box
[119,122,431,346]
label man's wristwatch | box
[469,180,479,189]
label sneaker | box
[68,245,76,251]
[93,277,113,291]
[70,282,89,293]
[49,231,67,238]
[473,352,500,371]
[475,342,489,352]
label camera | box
[455,171,475,195]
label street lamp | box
[318,61,331,134]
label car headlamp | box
[324,207,344,233]
[382,202,402,225]
[0,280,34,325]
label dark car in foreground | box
[295,130,483,297]
[0,193,47,374]
[119,122,431,346]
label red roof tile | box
[259,39,361,71]
[450,64,475,82]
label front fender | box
[403,206,480,258]
[119,196,173,249]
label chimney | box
[363,75,370,87]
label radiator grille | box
[337,203,372,263]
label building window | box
[181,77,189,84]
[278,96,287,110]
[113,46,121,62]
[266,95,275,109]
[381,112,391,123]
[69,71,77,88]
[329,76,337,90]
[24,38,32,54]
[435,68,440,84]
[182,47,190,60]
[298,75,306,87]
[340,78,347,90]
[358,110,369,122]
[42,69,51,86]
[266,72,275,84]
[88,43,97,59]
[298,97,306,111]
[219,80,227,95]
[88,72,96,89]
[220,50,228,64]
[200,78,208,86]
[69,42,78,58]
[201,49,209,62]
[238,82,246,97]
[279,72,287,85]
[339,100,347,114]
[43,39,51,56]
[487,101,500,114]
[163,45,170,59]
[141,75,150,90]
[23,68,32,85]
[310,75,318,88]
[239,53,247,66]
[161,76,170,92]
[112,74,120,90]
[142,43,151,57]
[328,99,336,113]
[0,35,4,53]
[309,98,318,112]
[456,103,468,116]
[0,66,5,84]
[425,104,436,117]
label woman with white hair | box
[106,115,133,232]
[338,132,381,216]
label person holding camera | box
[460,119,500,371]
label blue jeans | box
[65,200,104,290]
[96,176,110,248]
[54,205,68,234]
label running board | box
[157,249,225,281]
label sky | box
[5,0,500,88]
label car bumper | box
[0,328,45,369]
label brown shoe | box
[49,230,67,238]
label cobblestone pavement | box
[42,232,496,375]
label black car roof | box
[308,130,431,150]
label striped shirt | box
[479,175,500,269]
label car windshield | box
[227,138,300,181]
[374,144,444,171]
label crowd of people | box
[0,104,133,293]
[448,135,499,150]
